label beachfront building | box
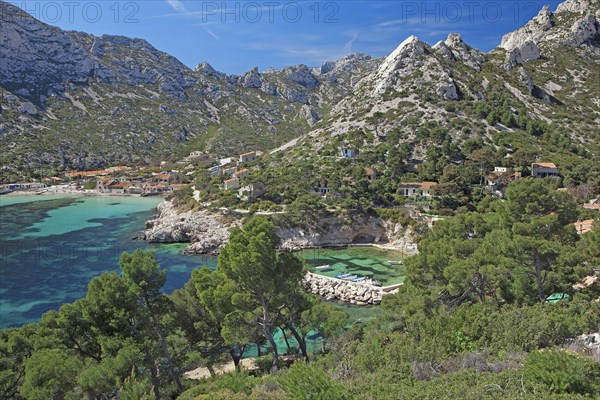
[531,162,558,179]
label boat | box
[387,260,403,265]
[315,264,332,271]
[352,276,366,282]
[335,273,353,279]
[340,275,358,281]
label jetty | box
[302,272,403,305]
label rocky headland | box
[143,201,419,256]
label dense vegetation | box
[1,180,599,399]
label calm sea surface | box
[0,194,214,328]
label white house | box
[340,146,359,159]
[399,182,422,197]
[531,163,558,178]
[399,182,437,198]
[494,166,508,174]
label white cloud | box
[344,32,359,53]
[203,26,220,41]
[166,0,186,13]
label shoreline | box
[1,188,167,198]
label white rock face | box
[144,201,236,255]
[561,13,599,47]
[556,0,593,14]
[277,216,418,255]
[504,40,542,70]
[373,35,428,94]
[433,33,485,71]
[144,202,419,256]
[500,5,554,51]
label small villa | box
[239,151,257,165]
[208,165,221,177]
[222,166,238,176]
[531,162,558,179]
[223,177,240,190]
[233,169,249,180]
[420,182,437,198]
[399,182,437,198]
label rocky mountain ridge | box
[0,0,378,180]
[267,0,599,181]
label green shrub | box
[524,350,600,395]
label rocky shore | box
[143,201,419,256]
[143,201,237,255]
[302,272,402,305]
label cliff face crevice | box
[143,201,419,256]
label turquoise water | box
[0,195,216,328]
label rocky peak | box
[282,64,319,88]
[195,61,226,80]
[238,66,263,88]
[444,33,470,51]
[500,5,554,52]
[373,35,429,93]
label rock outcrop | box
[277,216,418,255]
[500,5,554,52]
[143,202,419,256]
[504,40,541,71]
[143,201,236,255]
[302,272,401,305]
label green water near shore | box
[300,246,408,285]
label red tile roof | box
[533,162,557,169]
[421,182,438,190]
[240,151,256,157]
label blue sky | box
[11,0,563,74]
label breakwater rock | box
[302,272,402,305]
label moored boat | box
[335,273,353,279]
[316,264,332,271]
